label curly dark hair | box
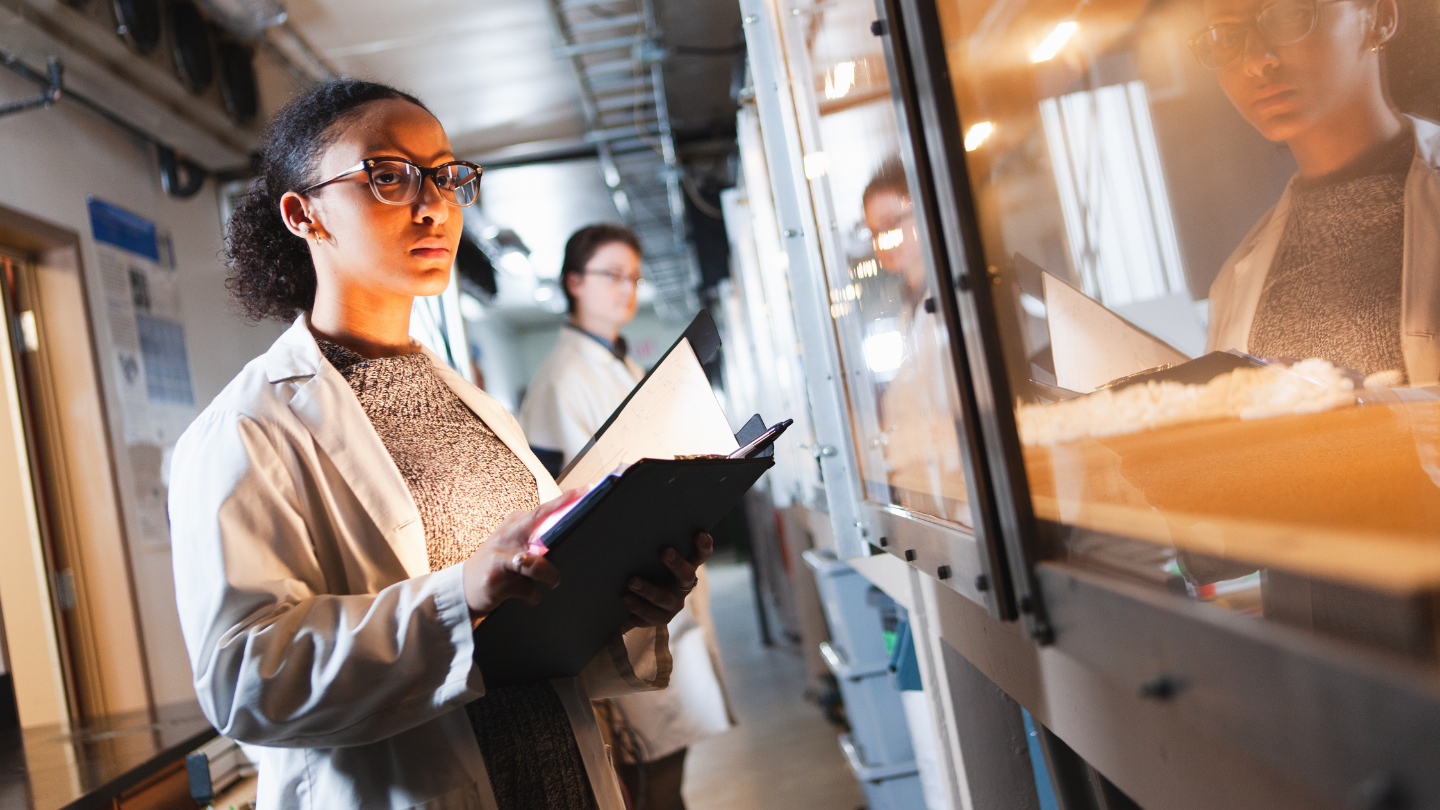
[559,223,643,314]
[225,79,429,321]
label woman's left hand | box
[621,532,714,629]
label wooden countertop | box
[1023,397,1440,592]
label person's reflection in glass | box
[1184,0,1440,643]
[862,157,969,523]
[1196,0,1440,386]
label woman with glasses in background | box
[169,80,712,810]
[1194,0,1440,386]
[519,225,732,810]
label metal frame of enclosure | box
[736,0,1440,805]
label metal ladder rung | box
[555,34,644,57]
[567,12,645,35]
[558,0,633,12]
[595,94,654,112]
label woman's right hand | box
[462,494,575,620]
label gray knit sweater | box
[320,341,598,810]
[1249,132,1412,381]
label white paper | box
[558,337,739,489]
[1044,273,1188,393]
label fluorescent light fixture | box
[499,250,531,274]
[459,292,486,321]
[863,330,904,374]
[1019,292,1047,318]
[824,61,856,99]
[875,228,904,250]
[1032,21,1077,63]
[964,121,994,151]
[804,152,828,179]
[533,286,554,302]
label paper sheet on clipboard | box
[557,318,739,490]
[1043,272,1189,394]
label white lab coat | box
[169,315,671,810]
[519,325,645,467]
[519,325,733,762]
[1207,115,1440,385]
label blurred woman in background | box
[520,224,732,810]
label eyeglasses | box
[1187,0,1335,70]
[299,156,483,207]
[582,269,646,289]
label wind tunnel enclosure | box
[724,0,1440,805]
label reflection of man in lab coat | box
[863,159,970,526]
[519,224,732,810]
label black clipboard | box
[472,454,773,686]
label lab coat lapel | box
[263,317,430,578]
[1402,116,1440,386]
[1221,188,1292,354]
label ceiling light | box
[876,228,904,250]
[460,293,486,321]
[534,286,554,302]
[825,61,856,99]
[964,121,994,151]
[1032,21,1077,63]
[499,251,531,275]
[804,152,828,179]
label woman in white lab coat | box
[519,226,732,810]
[169,80,711,810]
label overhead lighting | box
[964,121,994,151]
[533,286,554,302]
[824,61,856,99]
[804,152,828,179]
[875,228,904,250]
[1032,21,1077,63]
[460,293,486,321]
[863,330,904,374]
[499,250,531,275]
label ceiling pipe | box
[0,56,61,118]
[0,50,237,197]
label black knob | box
[975,574,989,592]
[878,536,889,547]
[870,19,888,36]
[904,549,917,562]
[937,565,951,580]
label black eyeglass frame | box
[298,156,484,207]
[1186,0,1338,70]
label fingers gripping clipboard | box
[471,456,773,687]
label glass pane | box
[938,0,1440,652]
[781,0,973,526]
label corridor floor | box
[683,559,867,810]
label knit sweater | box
[319,341,598,810]
[1249,132,1412,381]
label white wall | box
[0,68,286,711]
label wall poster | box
[87,198,195,548]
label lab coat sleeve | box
[170,409,483,749]
[578,624,672,699]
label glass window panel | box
[780,0,974,526]
[937,0,1440,653]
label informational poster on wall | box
[87,198,196,548]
